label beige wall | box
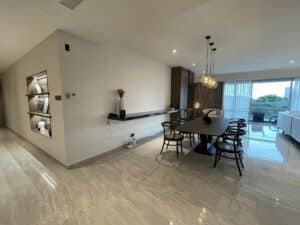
[1,33,68,165]
[57,31,171,165]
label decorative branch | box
[117,89,125,98]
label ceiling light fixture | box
[172,49,177,55]
[192,63,196,67]
[290,60,295,64]
[200,36,218,89]
[60,0,82,10]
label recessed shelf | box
[31,128,51,137]
[27,70,52,138]
[28,112,52,118]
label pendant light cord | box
[205,36,211,76]
[209,42,214,76]
[212,48,216,77]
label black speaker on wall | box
[65,44,70,52]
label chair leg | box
[214,149,219,168]
[160,141,165,155]
[235,152,242,176]
[189,133,192,147]
[180,141,183,155]
[238,152,244,168]
[218,151,222,161]
[176,142,179,158]
[166,141,170,149]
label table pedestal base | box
[194,135,215,155]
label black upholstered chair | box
[161,121,184,158]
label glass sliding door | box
[223,79,294,122]
[223,81,253,120]
[250,80,292,123]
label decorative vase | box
[119,97,126,118]
[119,97,124,110]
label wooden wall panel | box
[193,82,224,116]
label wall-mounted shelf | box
[107,109,178,121]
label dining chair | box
[161,121,184,158]
[226,119,247,147]
[213,119,246,176]
[177,118,195,147]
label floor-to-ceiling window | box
[223,78,298,123]
[223,81,253,120]
[250,80,292,123]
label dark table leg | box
[194,134,214,155]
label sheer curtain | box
[291,79,300,112]
[223,81,253,120]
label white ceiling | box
[1,0,300,75]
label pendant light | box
[200,35,218,89]
[211,48,218,88]
[200,36,211,86]
[207,47,218,89]
[207,42,215,88]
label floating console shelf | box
[107,109,178,121]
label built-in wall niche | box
[26,70,52,137]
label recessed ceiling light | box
[290,60,295,64]
[192,63,196,67]
[172,49,177,55]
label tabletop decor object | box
[203,109,215,124]
[117,89,126,118]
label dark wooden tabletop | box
[175,117,230,136]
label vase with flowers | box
[117,89,126,118]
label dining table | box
[175,117,230,155]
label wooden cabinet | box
[171,67,195,109]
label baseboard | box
[68,132,163,169]
[5,126,163,169]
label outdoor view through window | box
[251,80,291,123]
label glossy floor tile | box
[0,124,300,225]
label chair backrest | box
[226,119,247,137]
[161,121,176,138]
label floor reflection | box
[245,122,299,166]
[1,126,300,225]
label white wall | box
[1,30,171,166]
[1,33,68,165]
[216,67,300,81]
[57,31,171,165]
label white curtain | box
[291,79,300,112]
[223,81,253,120]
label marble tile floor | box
[0,125,300,225]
